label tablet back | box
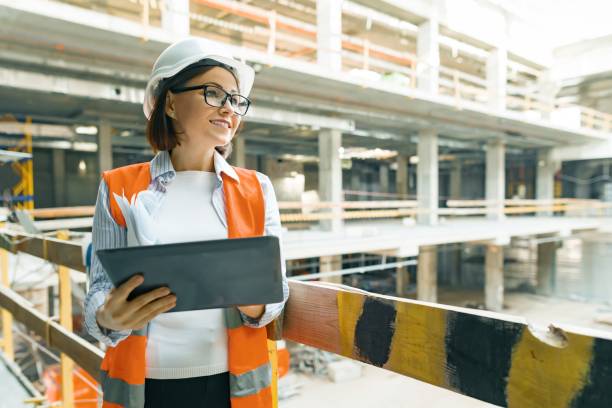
[96,236,283,312]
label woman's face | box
[166,67,242,149]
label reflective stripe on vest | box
[99,162,276,408]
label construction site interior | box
[1,1,612,407]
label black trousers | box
[144,372,231,407]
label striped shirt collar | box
[150,149,240,184]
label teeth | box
[210,120,229,128]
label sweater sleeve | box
[83,178,132,346]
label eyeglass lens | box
[203,85,249,115]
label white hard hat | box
[143,37,255,119]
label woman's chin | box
[205,131,232,146]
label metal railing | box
[14,199,612,230]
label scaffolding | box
[1,115,34,211]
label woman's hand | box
[96,275,177,331]
[237,304,265,320]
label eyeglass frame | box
[170,83,251,116]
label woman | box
[84,38,289,408]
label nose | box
[219,96,236,116]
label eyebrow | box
[203,81,238,94]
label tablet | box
[96,235,283,312]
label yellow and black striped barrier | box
[284,281,612,408]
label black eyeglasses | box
[170,84,251,116]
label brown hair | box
[145,63,241,159]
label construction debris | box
[327,360,363,383]
[288,343,340,377]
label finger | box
[127,287,172,312]
[128,294,176,324]
[130,296,177,328]
[115,275,144,299]
[110,290,171,328]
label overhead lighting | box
[281,154,319,163]
[75,126,98,135]
[78,159,87,175]
[409,156,419,164]
[72,142,98,152]
[348,68,381,82]
[341,147,397,160]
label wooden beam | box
[0,286,103,381]
[0,230,85,273]
[57,230,74,408]
[29,206,94,219]
[283,281,612,408]
[1,248,14,361]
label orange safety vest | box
[98,161,281,408]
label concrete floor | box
[282,217,602,260]
[0,353,34,408]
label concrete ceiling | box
[0,0,608,159]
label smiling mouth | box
[210,120,231,129]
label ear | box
[165,92,176,119]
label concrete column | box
[52,149,66,207]
[417,19,439,94]
[317,0,342,72]
[379,163,389,193]
[417,129,438,225]
[396,265,409,297]
[575,166,592,199]
[232,137,246,168]
[450,159,462,199]
[485,244,504,312]
[350,168,360,199]
[417,245,437,302]
[448,245,462,286]
[537,240,557,296]
[396,155,408,198]
[318,129,343,231]
[537,148,559,216]
[486,140,505,220]
[486,47,507,111]
[161,0,190,37]
[98,120,113,174]
[320,255,342,284]
[538,70,557,120]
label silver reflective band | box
[229,362,272,398]
[100,370,145,408]
[225,308,245,329]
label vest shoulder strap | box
[102,162,152,227]
[223,167,265,238]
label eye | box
[233,96,248,108]
[205,87,223,99]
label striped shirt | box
[84,149,289,347]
